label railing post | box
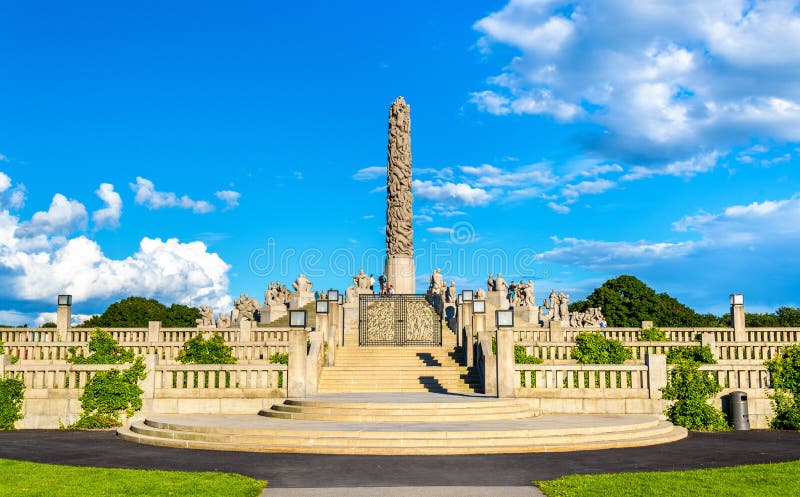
[731,294,747,342]
[0,354,8,376]
[701,332,718,361]
[549,320,563,342]
[147,321,161,343]
[288,328,308,397]
[496,328,515,398]
[238,319,251,343]
[464,324,474,368]
[645,353,667,400]
[140,354,158,414]
[641,321,653,330]
[56,303,71,342]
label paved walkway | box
[1,430,798,489]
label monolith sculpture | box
[384,96,415,294]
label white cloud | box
[413,179,492,206]
[361,214,375,220]
[460,163,558,187]
[621,152,721,182]
[547,202,570,214]
[131,177,214,214]
[0,153,7,162]
[16,193,87,237]
[92,183,122,230]
[427,226,454,235]
[562,178,616,202]
[352,166,386,181]
[0,172,26,209]
[0,224,232,311]
[215,190,241,210]
[473,1,800,165]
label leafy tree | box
[569,275,723,327]
[662,361,729,431]
[177,333,236,364]
[765,345,800,430]
[571,332,632,364]
[79,297,200,328]
[165,304,203,328]
[41,322,57,328]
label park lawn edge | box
[534,459,800,497]
[0,458,266,497]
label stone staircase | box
[318,346,482,393]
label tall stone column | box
[384,97,415,294]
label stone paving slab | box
[261,486,543,496]
[142,412,660,434]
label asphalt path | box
[0,430,799,487]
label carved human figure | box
[525,280,536,308]
[427,268,445,296]
[549,290,560,321]
[217,313,231,328]
[345,285,357,304]
[197,305,215,327]
[354,269,370,290]
[494,273,509,295]
[476,288,486,300]
[487,274,495,292]
[559,292,570,322]
[293,274,313,293]
[445,281,456,303]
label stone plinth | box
[56,304,71,341]
[486,291,509,311]
[260,305,287,324]
[516,306,538,325]
[385,256,415,294]
[289,292,314,310]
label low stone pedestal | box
[486,291,509,310]
[260,305,287,324]
[289,292,314,310]
[516,306,538,325]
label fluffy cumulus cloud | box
[473,0,800,166]
[412,179,492,206]
[92,183,122,230]
[0,171,26,209]
[0,173,234,320]
[130,177,214,213]
[16,193,87,237]
[215,190,241,210]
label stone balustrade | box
[2,340,289,364]
[0,326,292,344]
[152,363,286,394]
[516,363,651,395]
[698,363,770,389]
[510,327,800,343]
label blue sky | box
[2,0,800,324]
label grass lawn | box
[536,459,800,497]
[0,458,265,497]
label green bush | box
[765,345,800,430]
[41,322,58,328]
[639,327,668,341]
[667,345,716,365]
[177,333,236,364]
[68,358,147,429]
[571,332,632,364]
[515,345,543,364]
[0,376,25,430]
[662,361,729,431]
[268,353,288,365]
[67,329,134,364]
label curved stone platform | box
[118,393,687,455]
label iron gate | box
[358,294,442,346]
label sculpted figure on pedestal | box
[487,274,495,292]
[217,313,231,328]
[197,305,215,327]
[445,281,457,303]
[494,273,509,295]
[292,274,313,293]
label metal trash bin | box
[728,391,750,430]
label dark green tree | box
[569,275,722,327]
[80,297,200,328]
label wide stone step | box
[118,412,687,455]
